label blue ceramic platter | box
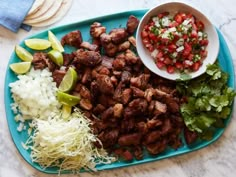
[4,10,235,174]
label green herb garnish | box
[177,63,236,139]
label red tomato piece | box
[141,30,149,38]
[175,62,183,70]
[156,61,165,69]
[196,20,205,31]
[174,14,183,24]
[200,39,209,46]
[163,57,172,65]
[192,61,201,71]
[158,12,169,18]
[200,50,208,58]
[167,65,175,73]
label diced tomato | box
[144,25,149,31]
[175,62,183,70]
[141,30,149,38]
[191,30,198,38]
[200,39,209,46]
[142,38,150,45]
[200,50,208,58]
[163,57,172,65]
[182,43,192,56]
[188,53,194,60]
[157,12,169,18]
[156,61,165,69]
[156,51,163,59]
[169,21,179,27]
[174,14,183,24]
[196,20,205,31]
[183,34,188,40]
[149,33,157,41]
[183,60,193,68]
[167,65,175,73]
[192,61,201,71]
[168,44,177,52]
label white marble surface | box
[0,0,236,176]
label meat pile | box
[31,15,196,161]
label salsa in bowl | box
[136,2,219,80]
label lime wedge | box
[59,67,78,92]
[62,105,72,119]
[48,49,63,66]
[15,45,33,62]
[48,31,64,52]
[10,62,31,74]
[57,91,80,106]
[25,39,51,50]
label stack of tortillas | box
[24,0,73,27]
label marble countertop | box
[0,0,236,176]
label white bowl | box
[136,1,219,80]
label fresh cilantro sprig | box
[177,63,236,139]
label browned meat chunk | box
[130,74,150,90]
[146,139,167,155]
[120,71,131,84]
[122,150,133,161]
[101,56,114,69]
[154,101,167,115]
[79,98,93,110]
[124,98,148,118]
[93,104,106,115]
[100,33,111,45]
[112,58,126,70]
[74,49,102,67]
[32,52,56,72]
[90,22,106,38]
[118,41,131,52]
[147,118,162,129]
[113,82,123,102]
[122,88,132,105]
[101,107,114,120]
[61,30,82,48]
[109,28,128,44]
[126,15,139,34]
[128,36,136,47]
[164,96,180,113]
[96,74,114,95]
[131,86,145,98]
[184,127,198,145]
[63,53,75,66]
[113,103,123,118]
[81,68,92,84]
[80,41,99,51]
[118,133,142,146]
[136,122,148,134]
[103,42,118,57]
[161,118,172,135]
[52,69,66,87]
[98,94,116,107]
[144,88,156,102]
[124,49,138,65]
[121,118,135,133]
[145,130,161,144]
[134,146,143,160]
[98,129,119,148]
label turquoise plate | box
[4,10,235,174]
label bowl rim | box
[136,1,220,80]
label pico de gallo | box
[141,12,208,74]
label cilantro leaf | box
[177,62,236,140]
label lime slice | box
[57,91,80,106]
[58,67,78,92]
[10,62,31,74]
[25,39,51,50]
[15,45,33,62]
[62,105,72,119]
[48,31,64,52]
[48,49,63,66]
